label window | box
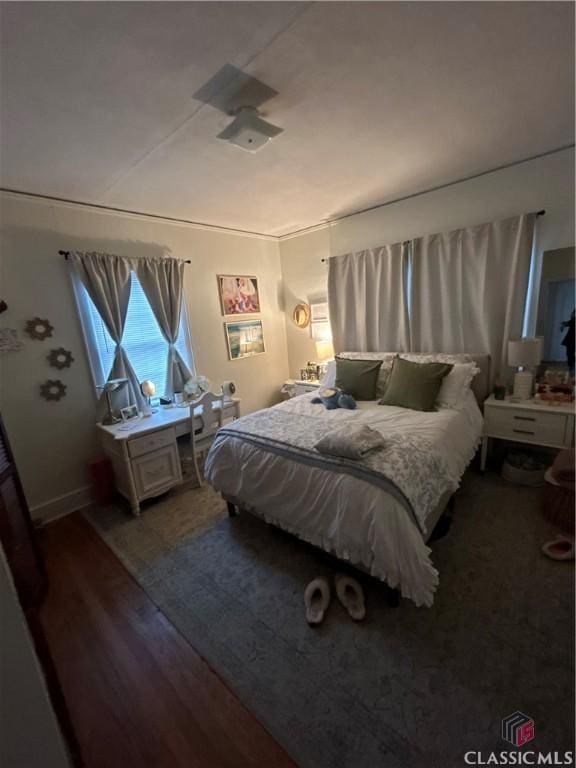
[77,272,194,396]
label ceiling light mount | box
[217,106,283,153]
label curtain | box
[328,243,410,353]
[69,251,146,414]
[134,257,192,396]
[409,213,536,378]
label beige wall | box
[0,193,288,519]
[279,148,575,378]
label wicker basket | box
[542,469,575,535]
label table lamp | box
[140,379,158,414]
[98,378,129,424]
[508,338,543,400]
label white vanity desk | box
[97,398,240,515]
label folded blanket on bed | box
[314,425,385,460]
[550,448,575,485]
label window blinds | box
[82,272,193,396]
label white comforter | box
[205,390,483,607]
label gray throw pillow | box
[335,357,383,400]
[379,357,453,411]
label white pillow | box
[436,362,479,409]
[321,360,336,387]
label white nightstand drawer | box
[132,445,181,497]
[129,427,176,458]
[485,407,568,445]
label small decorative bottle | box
[493,375,506,401]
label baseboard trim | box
[31,486,93,526]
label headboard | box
[336,351,492,405]
[467,354,491,404]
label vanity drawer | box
[132,445,181,497]
[129,427,176,458]
[485,407,568,446]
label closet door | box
[0,416,47,612]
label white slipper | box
[541,535,575,561]
[304,578,331,626]
[335,574,366,621]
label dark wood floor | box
[38,514,297,768]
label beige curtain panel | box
[68,250,146,415]
[327,213,536,380]
[328,242,411,353]
[409,213,536,378]
[135,256,192,396]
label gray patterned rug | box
[86,472,574,768]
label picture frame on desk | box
[120,404,139,421]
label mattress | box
[205,390,483,607]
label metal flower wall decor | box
[47,347,74,369]
[25,317,54,341]
[40,379,67,402]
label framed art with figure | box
[218,275,260,315]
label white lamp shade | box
[140,379,156,397]
[507,338,543,368]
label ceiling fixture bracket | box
[217,106,283,153]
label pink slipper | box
[541,535,575,561]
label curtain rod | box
[58,250,191,264]
[320,210,546,262]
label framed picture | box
[225,319,265,360]
[218,275,260,315]
[120,404,139,421]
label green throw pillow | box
[379,357,453,411]
[335,357,383,400]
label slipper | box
[541,535,575,561]
[304,578,331,626]
[335,574,366,621]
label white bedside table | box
[281,379,321,398]
[481,395,575,471]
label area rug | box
[86,473,574,768]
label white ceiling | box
[0,1,574,236]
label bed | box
[205,353,490,607]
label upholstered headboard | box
[467,354,492,404]
[335,351,492,404]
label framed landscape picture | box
[218,275,260,315]
[225,319,265,360]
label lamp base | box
[513,370,533,400]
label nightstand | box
[281,379,322,398]
[481,395,575,471]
